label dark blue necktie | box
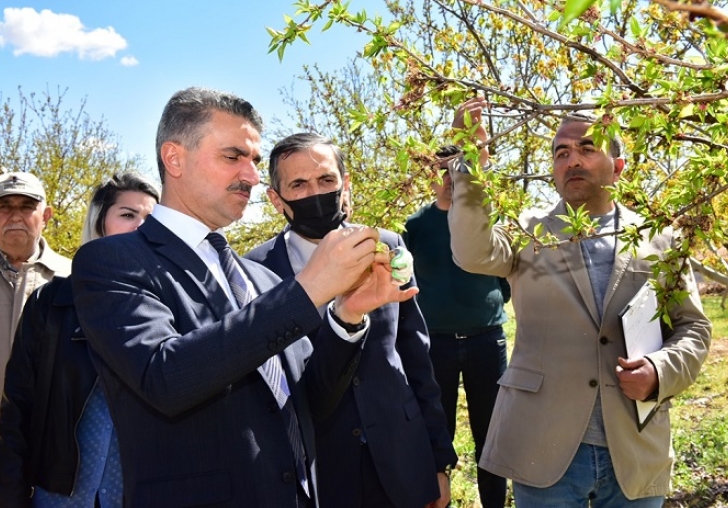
[206,232,309,496]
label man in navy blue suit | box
[71,88,417,508]
[246,132,458,508]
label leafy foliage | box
[266,0,728,314]
[233,58,447,251]
[0,87,145,256]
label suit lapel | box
[138,217,234,321]
[602,204,635,314]
[267,233,296,279]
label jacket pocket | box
[498,367,544,393]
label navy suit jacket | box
[71,216,360,508]
[246,227,457,508]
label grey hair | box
[155,87,263,182]
[555,113,624,158]
[268,132,346,192]
[81,172,160,244]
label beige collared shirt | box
[0,236,71,392]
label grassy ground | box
[448,296,728,508]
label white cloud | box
[120,55,139,67]
[0,7,127,60]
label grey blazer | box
[448,170,711,499]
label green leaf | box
[297,31,311,44]
[579,64,597,79]
[629,16,641,38]
[629,115,646,128]
[547,10,562,22]
[387,21,402,34]
[559,0,596,27]
[678,103,695,119]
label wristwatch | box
[329,305,366,334]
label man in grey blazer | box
[71,88,417,508]
[447,98,711,507]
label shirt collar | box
[285,230,318,274]
[152,204,223,250]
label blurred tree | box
[0,87,144,256]
[233,58,447,251]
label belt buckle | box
[454,333,469,339]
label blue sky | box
[0,1,382,176]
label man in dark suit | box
[246,132,458,508]
[71,88,417,508]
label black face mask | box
[280,188,347,240]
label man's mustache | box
[227,182,253,193]
[565,169,589,181]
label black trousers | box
[429,327,508,508]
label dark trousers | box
[429,327,508,508]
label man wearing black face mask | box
[275,181,347,239]
[246,133,457,508]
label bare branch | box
[653,0,728,27]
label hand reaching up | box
[452,96,490,167]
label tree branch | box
[653,0,728,27]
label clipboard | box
[618,282,663,432]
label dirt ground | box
[710,336,728,357]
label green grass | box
[666,296,728,507]
[449,297,728,508]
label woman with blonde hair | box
[81,172,160,243]
[0,172,159,507]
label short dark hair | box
[155,87,263,182]
[554,113,624,158]
[81,172,160,244]
[268,132,346,192]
